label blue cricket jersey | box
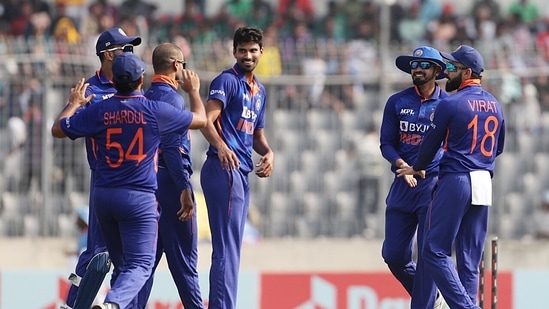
[82,70,117,170]
[206,64,267,174]
[146,75,192,191]
[414,81,505,175]
[60,91,194,191]
[380,84,448,176]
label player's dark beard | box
[412,71,435,86]
[412,77,428,86]
[445,74,463,92]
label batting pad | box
[73,252,111,309]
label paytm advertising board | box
[0,269,519,308]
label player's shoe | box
[434,291,448,309]
[91,303,119,309]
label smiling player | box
[379,46,448,309]
[199,26,275,309]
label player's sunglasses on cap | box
[99,44,134,54]
[410,61,435,70]
[445,62,468,72]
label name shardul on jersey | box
[103,110,148,125]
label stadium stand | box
[0,0,548,241]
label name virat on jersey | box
[103,110,147,125]
[468,99,498,113]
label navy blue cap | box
[440,45,484,75]
[112,53,146,83]
[395,46,447,79]
[95,27,142,55]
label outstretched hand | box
[69,78,94,107]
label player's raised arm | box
[179,69,206,129]
[51,78,94,138]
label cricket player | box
[136,43,205,308]
[398,45,505,309]
[380,46,448,309]
[62,27,142,309]
[51,53,206,309]
[200,26,274,309]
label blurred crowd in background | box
[0,0,549,240]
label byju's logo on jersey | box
[400,121,429,133]
[400,121,408,131]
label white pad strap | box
[68,272,82,287]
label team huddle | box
[51,26,274,309]
[50,23,504,309]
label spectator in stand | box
[211,3,240,39]
[275,0,315,35]
[21,80,44,191]
[79,1,116,41]
[389,3,406,42]
[222,0,252,24]
[357,1,380,41]
[506,12,534,58]
[245,0,273,31]
[30,0,51,16]
[315,0,348,42]
[9,0,34,36]
[418,0,442,26]
[471,0,501,22]
[280,20,313,75]
[170,0,204,42]
[340,0,364,37]
[508,0,539,32]
[50,2,81,45]
[535,17,549,62]
[398,2,427,45]
[254,25,282,79]
[470,1,498,42]
[118,0,157,22]
[427,3,458,49]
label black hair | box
[471,72,482,80]
[233,26,263,50]
[114,79,141,93]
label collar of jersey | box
[151,74,178,89]
[414,84,443,102]
[231,63,256,82]
[113,91,145,98]
[458,79,481,90]
[96,69,113,85]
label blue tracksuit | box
[200,64,267,309]
[380,84,447,308]
[61,90,195,308]
[66,70,116,307]
[412,81,505,309]
[136,76,204,308]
